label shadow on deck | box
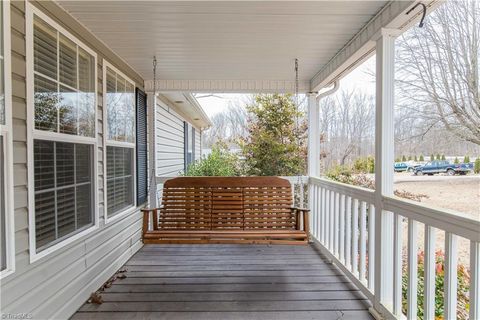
[72,244,373,320]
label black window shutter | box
[136,88,148,205]
[192,127,196,162]
[184,121,188,171]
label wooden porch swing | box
[141,177,310,245]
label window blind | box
[34,140,94,250]
[106,146,133,217]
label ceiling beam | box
[145,79,311,94]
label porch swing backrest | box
[158,177,296,230]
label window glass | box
[106,146,134,217]
[106,67,135,143]
[34,140,93,250]
[33,15,95,137]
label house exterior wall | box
[155,96,203,177]
[2,1,144,318]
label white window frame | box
[0,0,15,279]
[26,3,99,263]
[102,60,137,224]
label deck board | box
[71,244,373,320]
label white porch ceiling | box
[58,1,390,92]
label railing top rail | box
[383,195,480,242]
[309,176,375,204]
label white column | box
[374,29,397,311]
[148,93,157,208]
[307,93,320,177]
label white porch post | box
[374,29,396,312]
[148,93,157,208]
[307,92,320,177]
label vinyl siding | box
[155,98,202,177]
[2,1,144,319]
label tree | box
[419,155,424,161]
[463,155,470,163]
[454,157,460,164]
[402,155,407,162]
[414,155,418,162]
[240,94,306,176]
[318,90,375,171]
[395,0,480,146]
[436,154,441,160]
[474,157,480,173]
[441,155,446,160]
[430,154,435,161]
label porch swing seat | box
[141,177,310,245]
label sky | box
[196,55,377,118]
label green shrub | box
[436,153,441,160]
[414,155,418,162]
[395,157,401,162]
[325,165,353,184]
[430,154,435,161]
[463,155,470,163]
[419,155,424,161]
[454,157,460,164]
[402,250,470,320]
[184,142,243,176]
[441,154,446,160]
[475,158,480,174]
[408,155,413,161]
[402,155,407,162]
[353,156,374,174]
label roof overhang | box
[56,1,438,93]
[158,92,212,129]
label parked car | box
[413,160,472,176]
[394,162,421,172]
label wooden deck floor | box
[72,244,373,320]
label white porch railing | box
[309,176,480,320]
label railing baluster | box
[334,192,339,257]
[408,219,418,320]
[393,213,403,316]
[345,196,352,269]
[314,186,319,239]
[330,190,335,251]
[444,232,458,320]
[368,204,375,291]
[424,225,436,320]
[339,194,345,262]
[471,241,480,320]
[359,201,367,283]
[320,187,325,244]
[352,198,359,276]
[325,189,331,249]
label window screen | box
[33,140,94,250]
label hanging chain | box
[294,58,304,208]
[149,56,160,207]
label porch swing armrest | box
[141,208,161,235]
[290,208,310,233]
